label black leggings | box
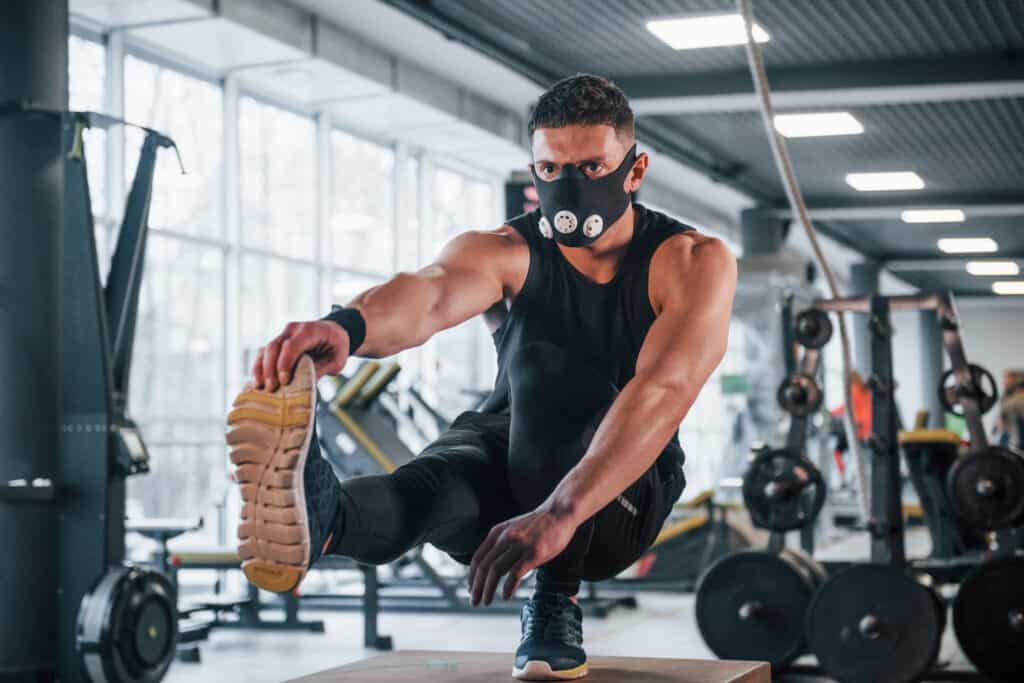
[324,341,685,596]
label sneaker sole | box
[512,661,588,680]
[226,355,317,593]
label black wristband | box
[321,305,366,356]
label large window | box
[124,56,222,238]
[65,31,514,547]
[423,167,497,394]
[330,130,395,274]
[122,58,226,532]
[239,98,316,259]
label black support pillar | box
[918,309,945,428]
[850,262,881,376]
[0,1,68,677]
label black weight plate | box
[807,564,943,683]
[696,550,814,671]
[777,373,823,417]
[939,363,998,416]
[743,448,826,532]
[947,447,1024,530]
[953,556,1024,683]
[794,309,833,349]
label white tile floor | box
[165,588,972,683]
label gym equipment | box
[695,549,823,671]
[775,373,823,417]
[0,101,180,682]
[805,564,945,683]
[792,308,832,349]
[953,555,1024,683]
[166,549,398,650]
[939,363,998,417]
[900,415,983,558]
[741,447,825,533]
[806,294,954,682]
[77,566,177,683]
[947,445,1024,531]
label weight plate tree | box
[77,566,177,683]
[806,565,944,683]
[742,448,825,532]
[947,446,1024,531]
[953,556,1024,683]
[696,549,823,671]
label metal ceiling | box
[385,0,1024,295]
[431,0,1024,76]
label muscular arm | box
[257,226,526,389]
[545,234,737,526]
[347,227,523,357]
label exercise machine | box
[1,96,183,682]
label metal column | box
[918,309,945,428]
[0,1,68,677]
[850,262,880,376]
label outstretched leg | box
[326,414,519,565]
[227,355,517,592]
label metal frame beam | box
[751,194,1024,221]
[620,52,1024,115]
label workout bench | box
[168,548,393,650]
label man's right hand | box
[252,320,350,391]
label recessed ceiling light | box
[774,112,863,138]
[845,172,925,192]
[901,209,965,223]
[966,261,1020,276]
[993,281,1024,295]
[937,238,998,254]
[646,14,770,50]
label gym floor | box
[164,590,971,682]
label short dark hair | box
[528,74,635,142]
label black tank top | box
[480,202,692,472]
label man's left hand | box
[467,506,578,606]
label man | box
[995,369,1024,449]
[226,74,736,680]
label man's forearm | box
[544,375,700,526]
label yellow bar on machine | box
[354,363,401,409]
[333,361,380,409]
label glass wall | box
[122,58,227,536]
[67,33,505,544]
[423,166,496,398]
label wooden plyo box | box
[288,650,770,682]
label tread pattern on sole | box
[225,356,317,593]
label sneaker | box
[226,354,341,593]
[513,592,588,680]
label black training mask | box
[531,145,637,247]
